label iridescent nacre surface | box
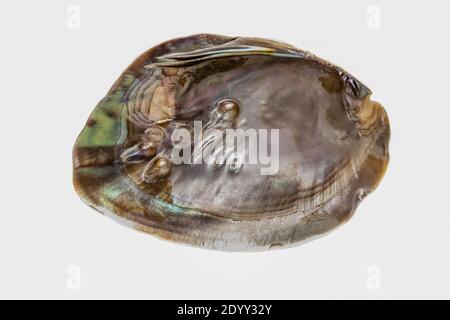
[73,34,390,251]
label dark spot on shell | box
[106,111,117,118]
[269,243,284,249]
[86,118,97,127]
[178,74,188,86]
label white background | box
[1,0,449,299]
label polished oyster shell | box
[73,34,390,251]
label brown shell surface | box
[73,34,390,251]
